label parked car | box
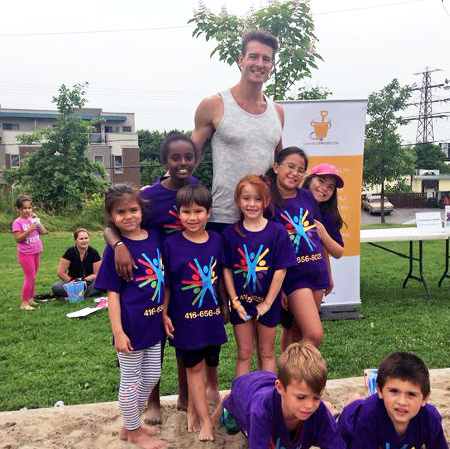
[362,195,394,215]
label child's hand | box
[256,301,271,320]
[163,315,175,339]
[115,332,133,354]
[314,220,326,240]
[114,244,137,281]
[236,304,249,322]
[29,223,39,232]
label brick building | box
[0,107,140,186]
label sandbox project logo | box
[305,110,338,146]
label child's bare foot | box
[21,303,35,311]
[126,427,166,449]
[187,409,200,433]
[144,402,162,425]
[119,426,160,441]
[198,418,215,442]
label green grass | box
[0,230,448,411]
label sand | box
[1,369,448,448]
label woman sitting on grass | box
[52,228,102,299]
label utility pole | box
[405,67,450,143]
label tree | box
[415,142,448,172]
[189,0,327,100]
[3,83,107,212]
[138,130,167,186]
[364,79,415,223]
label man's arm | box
[191,95,223,164]
[274,102,284,153]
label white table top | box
[360,227,449,243]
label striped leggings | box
[117,342,161,431]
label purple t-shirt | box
[320,209,344,247]
[223,371,346,449]
[271,188,330,294]
[12,217,43,254]
[164,231,228,350]
[140,176,198,233]
[338,393,448,449]
[95,230,165,351]
[222,220,297,325]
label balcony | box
[89,133,106,144]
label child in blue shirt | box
[338,351,448,449]
[212,342,346,449]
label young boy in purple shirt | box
[338,351,448,449]
[212,342,346,449]
[163,184,228,442]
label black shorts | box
[178,345,221,368]
[279,306,294,329]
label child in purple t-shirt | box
[104,131,197,423]
[265,147,329,350]
[222,174,297,376]
[212,342,346,449]
[338,351,448,449]
[303,163,345,294]
[163,184,228,442]
[12,195,47,311]
[95,184,166,449]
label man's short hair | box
[241,29,278,57]
[176,184,212,212]
[277,342,327,394]
[376,352,430,397]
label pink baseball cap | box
[309,163,344,188]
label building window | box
[10,154,20,168]
[114,155,123,173]
[94,155,104,165]
[2,123,20,131]
[105,126,120,133]
[122,126,132,132]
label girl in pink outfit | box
[12,195,47,310]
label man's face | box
[239,40,274,84]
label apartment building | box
[0,107,140,186]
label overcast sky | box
[1,0,449,145]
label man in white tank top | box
[192,30,284,231]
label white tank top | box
[210,89,282,224]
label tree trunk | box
[380,180,386,224]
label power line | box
[0,25,192,38]
[0,0,426,38]
[404,68,450,143]
[314,0,424,15]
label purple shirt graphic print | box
[95,230,165,350]
[222,221,297,324]
[164,231,227,350]
[271,188,330,293]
